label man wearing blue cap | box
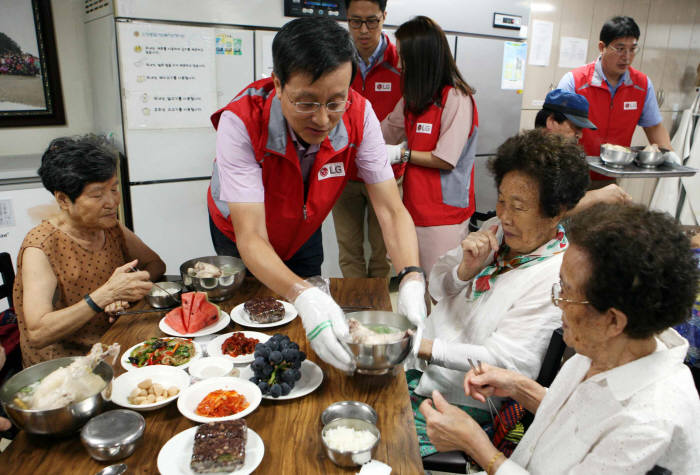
[536,89,631,213]
[535,89,597,141]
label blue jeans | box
[208,215,323,278]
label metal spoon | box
[95,463,127,475]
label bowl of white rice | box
[321,417,380,467]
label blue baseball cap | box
[543,89,597,130]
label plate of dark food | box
[207,331,271,364]
[230,298,298,328]
[157,419,264,474]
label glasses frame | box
[284,93,351,114]
[551,281,590,308]
[605,43,639,56]
[347,16,382,30]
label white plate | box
[159,309,231,337]
[188,357,237,380]
[111,365,190,411]
[207,331,271,364]
[230,300,298,328]
[157,425,264,475]
[177,376,262,423]
[121,338,203,371]
[239,360,323,400]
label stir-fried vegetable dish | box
[128,337,195,367]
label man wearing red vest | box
[206,17,426,372]
[558,16,678,185]
[332,0,404,279]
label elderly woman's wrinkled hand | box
[589,184,631,205]
[103,259,153,303]
[105,300,130,323]
[419,390,491,454]
[464,363,518,404]
[457,225,499,281]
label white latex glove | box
[397,273,427,327]
[386,142,407,165]
[664,150,681,165]
[294,287,355,372]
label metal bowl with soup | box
[343,311,415,375]
[0,356,113,436]
[180,256,246,302]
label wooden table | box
[0,277,422,474]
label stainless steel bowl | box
[146,281,183,308]
[179,256,246,302]
[600,144,636,168]
[321,401,378,426]
[344,311,415,375]
[81,409,145,461]
[0,357,113,436]
[322,418,380,467]
[632,146,668,168]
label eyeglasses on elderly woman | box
[551,281,589,308]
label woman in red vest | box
[382,16,478,275]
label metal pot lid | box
[81,409,145,448]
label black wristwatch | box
[397,266,425,284]
[401,148,411,163]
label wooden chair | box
[422,328,568,473]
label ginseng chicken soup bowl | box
[0,356,113,436]
[343,311,415,375]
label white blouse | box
[413,218,564,410]
[497,329,700,475]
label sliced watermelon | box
[164,307,187,334]
[192,292,207,316]
[188,301,219,333]
[181,292,195,331]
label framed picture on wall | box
[0,0,65,127]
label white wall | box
[0,0,93,157]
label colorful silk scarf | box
[470,225,568,301]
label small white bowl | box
[111,366,191,412]
[188,357,236,380]
[177,376,262,423]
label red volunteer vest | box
[348,34,404,181]
[207,78,366,260]
[403,86,477,227]
[573,62,647,179]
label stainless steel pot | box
[81,409,145,461]
[0,357,113,436]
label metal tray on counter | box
[586,156,698,178]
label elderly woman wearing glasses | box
[406,129,589,457]
[420,203,700,474]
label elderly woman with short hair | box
[420,203,700,474]
[13,136,165,367]
[408,129,589,456]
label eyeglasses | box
[551,281,589,308]
[348,17,382,30]
[606,44,639,56]
[285,94,351,114]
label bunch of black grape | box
[249,333,306,398]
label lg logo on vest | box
[623,101,637,110]
[416,123,432,134]
[318,162,346,181]
[375,82,391,91]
